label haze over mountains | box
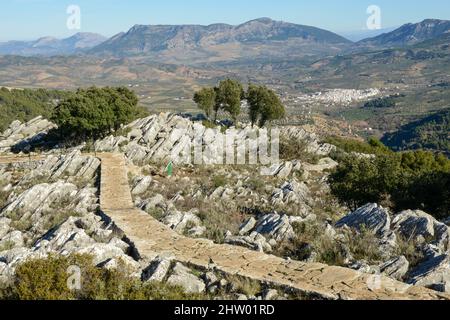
[0,33,107,56]
[0,18,449,61]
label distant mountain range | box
[357,19,450,47]
[339,27,398,42]
[90,18,351,56]
[0,18,449,62]
[0,33,107,56]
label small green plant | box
[43,211,81,231]
[244,177,266,193]
[276,221,346,266]
[202,120,217,129]
[10,220,33,233]
[224,275,261,297]
[0,240,16,252]
[279,138,320,164]
[344,227,383,263]
[212,175,227,189]
[395,234,426,269]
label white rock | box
[167,263,206,294]
[336,203,391,237]
[131,176,153,195]
[254,213,296,241]
[239,217,257,235]
[379,256,410,281]
[163,209,202,235]
[407,254,450,293]
[393,210,450,252]
[0,231,24,249]
[143,257,172,282]
[0,218,11,239]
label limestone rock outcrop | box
[0,117,56,153]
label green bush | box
[280,138,320,164]
[329,148,450,218]
[212,175,227,189]
[326,136,392,156]
[1,254,206,300]
[52,87,141,141]
[247,84,286,127]
[363,97,396,109]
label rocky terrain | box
[0,114,449,299]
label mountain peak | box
[249,17,274,24]
[89,18,351,58]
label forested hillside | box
[0,88,71,132]
[382,108,450,154]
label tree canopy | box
[329,139,450,219]
[0,87,71,132]
[193,80,285,127]
[247,85,285,127]
[52,86,141,140]
[193,87,216,120]
[214,79,245,123]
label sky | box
[0,0,449,41]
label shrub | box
[247,85,285,127]
[329,147,450,218]
[52,87,141,141]
[0,87,71,132]
[280,138,320,164]
[2,254,206,300]
[326,136,392,156]
[363,96,396,109]
[212,175,227,189]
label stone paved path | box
[0,153,448,300]
[97,152,450,300]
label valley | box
[1,18,449,154]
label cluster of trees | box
[0,87,71,132]
[364,96,396,109]
[325,136,392,156]
[193,79,285,127]
[52,87,145,141]
[382,108,450,155]
[329,139,450,219]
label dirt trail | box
[97,152,450,300]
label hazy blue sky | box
[1,0,449,41]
